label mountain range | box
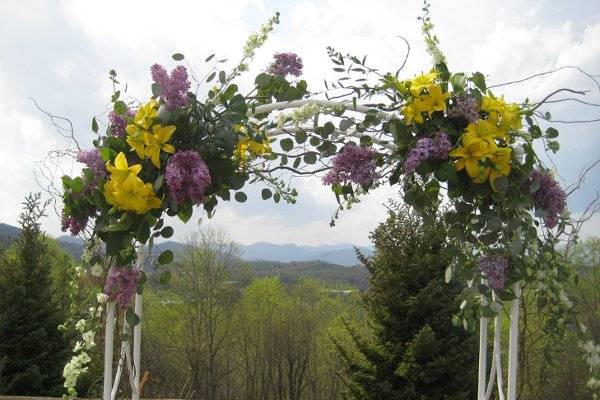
[0,223,372,266]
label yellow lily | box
[449,136,494,180]
[410,70,438,96]
[235,136,271,164]
[486,147,512,190]
[419,84,450,116]
[105,152,142,181]
[125,126,149,159]
[104,174,161,214]
[133,99,158,130]
[145,124,176,168]
[401,99,426,125]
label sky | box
[0,0,599,246]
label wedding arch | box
[55,4,600,400]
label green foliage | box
[338,204,477,399]
[0,194,70,396]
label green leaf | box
[100,147,112,162]
[261,188,272,200]
[205,53,215,62]
[494,176,509,194]
[280,138,294,152]
[273,192,281,203]
[206,71,216,83]
[154,174,164,191]
[471,72,487,92]
[91,117,98,133]
[172,53,185,61]
[548,140,560,153]
[529,180,541,194]
[545,127,559,138]
[158,250,174,265]
[234,192,247,202]
[160,226,174,238]
[339,119,351,131]
[303,152,317,164]
[159,270,172,285]
[177,202,193,223]
[113,101,127,115]
[449,73,466,92]
[255,73,271,87]
[219,71,226,84]
[126,308,141,326]
[295,130,307,144]
[445,266,453,283]
[151,82,162,97]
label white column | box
[132,245,145,400]
[103,302,116,400]
[507,282,521,400]
[477,315,488,400]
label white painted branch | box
[247,99,388,117]
[477,312,488,400]
[111,319,128,400]
[507,282,521,400]
[103,302,116,400]
[264,124,395,150]
[484,351,497,400]
[493,305,506,400]
[132,245,145,400]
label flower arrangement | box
[58,3,594,396]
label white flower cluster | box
[242,12,280,59]
[580,340,600,398]
[62,294,106,398]
[276,101,321,130]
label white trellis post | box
[478,282,522,400]
[103,245,145,400]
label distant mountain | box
[0,222,373,266]
[240,241,372,266]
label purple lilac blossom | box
[448,93,479,123]
[477,255,508,291]
[61,212,88,236]
[165,150,212,205]
[77,148,108,192]
[528,169,567,229]
[403,132,450,174]
[151,64,191,109]
[109,109,135,138]
[267,52,303,77]
[322,143,377,186]
[104,267,142,309]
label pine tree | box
[338,205,477,400]
[0,193,69,396]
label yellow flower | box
[410,70,438,96]
[235,136,271,164]
[449,135,495,180]
[463,119,500,143]
[485,147,512,190]
[419,84,450,116]
[103,152,161,214]
[233,124,247,134]
[104,174,161,214]
[133,99,158,130]
[144,124,176,168]
[125,126,149,159]
[401,99,426,125]
[105,152,142,181]
[481,95,522,135]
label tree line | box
[1,194,599,399]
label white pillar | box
[507,282,521,400]
[132,245,145,400]
[477,315,488,400]
[103,302,116,400]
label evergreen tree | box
[0,193,69,396]
[338,204,477,400]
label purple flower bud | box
[448,94,479,123]
[165,150,212,205]
[104,267,142,309]
[267,52,303,77]
[109,109,135,138]
[477,255,508,291]
[151,64,191,109]
[323,143,378,186]
[528,169,566,229]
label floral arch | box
[56,5,600,400]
